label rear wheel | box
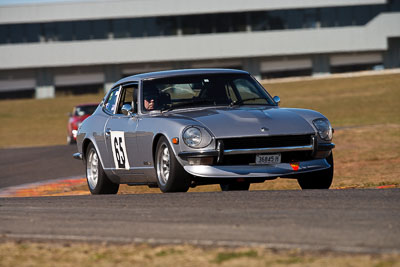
[155,136,190,193]
[220,181,250,191]
[297,153,334,189]
[85,143,119,194]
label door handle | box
[105,128,111,137]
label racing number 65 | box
[110,131,130,170]
[114,137,125,168]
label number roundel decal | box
[110,131,130,170]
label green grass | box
[266,74,400,127]
[1,242,400,267]
[0,73,399,148]
[213,250,258,264]
[0,92,104,148]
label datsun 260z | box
[73,69,335,194]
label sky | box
[0,0,99,6]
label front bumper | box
[183,158,331,178]
[179,137,335,178]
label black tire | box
[220,181,250,191]
[297,153,334,189]
[85,143,119,194]
[155,136,190,193]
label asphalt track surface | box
[0,145,84,188]
[1,189,399,253]
[0,145,399,253]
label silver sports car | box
[73,69,335,194]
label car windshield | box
[142,73,275,111]
[75,105,97,116]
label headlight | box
[313,118,333,141]
[182,126,213,148]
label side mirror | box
[273,96,281,105]
[121,104,133,116]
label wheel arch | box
[82,138,92,161]
[152,133,187,169]
[81,137,106,169]
[152,133,165,164]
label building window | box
[144,18,159,37]
[182,15,200,35]
[336,7,353,26]
[216,14,231,33]
[92,20,109,39]
[43,23,57,41]
[0,25,8,44]
[113,19,129,38]
[370,5,388,20]
[354,6,371,25]
[231,13,247,32]
[0,2,394,45]
[25,24,41,42]
[75,21,92,40]
[251,11,269,31]
[287,9,303,29]
[57,22,73,41]
[129,18,145,38]
[320,8,336,27]
[9,24,25,43]
[199,14,214,34]
[156,16,177,36]
[389,0,400,11]
[269,10,286,30]
[303,9,318,28]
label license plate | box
[255,154,281,165]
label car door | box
[100,86,121,169]
[104,83,146,182]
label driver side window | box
[116,84,138,114]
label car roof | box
[113,68,249,87]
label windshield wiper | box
[161,99,214,112]
[230,97,266,107]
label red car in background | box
[67,103,98,144]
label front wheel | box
[85,143,119,194]
[155,136,190,193]
[297,153,334,189]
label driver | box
[143,86,159,111]
[144,96,155,110]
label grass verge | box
[0,92,104,148]
[1,241,400,267]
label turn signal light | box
[188,157,213,165]
[172,137,179,144]
[290,162,300,171]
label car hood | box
[171,107,317,138]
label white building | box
[0,0,399,98]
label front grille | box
[220,151,313,165]
[221,134,313,150]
